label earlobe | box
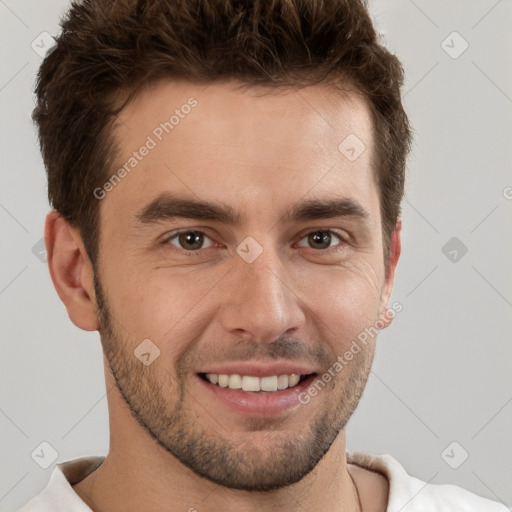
[377,219,402,329]
[45,210,99,331]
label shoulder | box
[347,451,509,512]
[17,456,104,512]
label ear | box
[45,210,99,331]
[377,219,402,329]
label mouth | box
[195,370,319,416]
[198,372,313,392]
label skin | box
[45,80,400,512]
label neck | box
[73,426,360,512]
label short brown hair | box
[33,0,412,269]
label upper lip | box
[196,361,318,378]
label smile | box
[200,373,311,392]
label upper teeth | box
[205,373,301,392]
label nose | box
[219,244,306,343]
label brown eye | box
[166,230,214,252]
[297,230,346,251]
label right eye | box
[162,230,216,254]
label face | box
[92,80,398,491]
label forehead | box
[116,79,374,156]
[104,80,377,227]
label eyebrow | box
[135,192,369,227]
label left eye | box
[296,230,345,250]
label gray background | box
[1,0,511,510]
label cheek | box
[105,251,384,360]
[108,268,221,353]
[299,259,383,341]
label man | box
[19,0,507,511]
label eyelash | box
[161,229,349,256]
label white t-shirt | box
[18,451,509,511]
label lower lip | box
[196,374,317,416]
